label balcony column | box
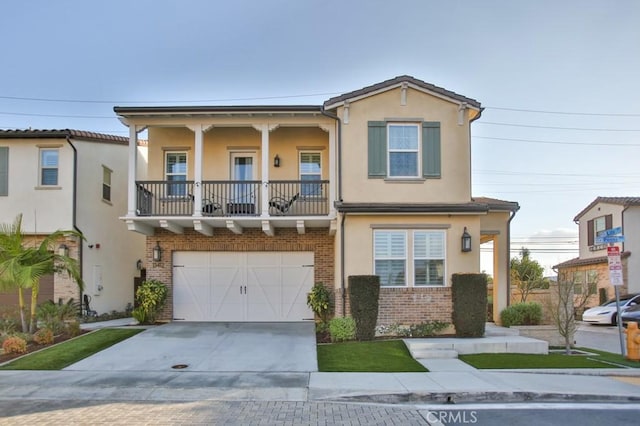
[187,124,204,217]
[259,123,270,218]
[127,124,139,217]
[320,123,337,217]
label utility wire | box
[484,106,640,117]
[474,135,640,147]
[476,122,640,131]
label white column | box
[127,124,139,217]
[192,124,204,217]
[260,123,270,217]
[328,123,337,217]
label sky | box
[2,0,639,275]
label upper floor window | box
[388,124,420,177]
[0,147,8,196]
[165,152,187,196]
[299,152,322,196]
[40,149,59,186]
[587,214,612,248]
[102,166,112,202]
[367,121,441,179]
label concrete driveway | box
[65,322,317,373]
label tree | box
[547,272,594,354]
[510,248,548,303]
[0,214,84,332]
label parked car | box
[621,304,640,327]
[582,293,640,325]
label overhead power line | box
[474,136,640,147]
[0,111,113,119]
[484,106,640,117]
[476,122,640,131]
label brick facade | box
[144,228,335,320]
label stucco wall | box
[578,202,624,259]
[623,206,640,294]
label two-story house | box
[0,129,146,314]
[555,197,640,307]
[115,75,518,326]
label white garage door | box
[173,251,315,322]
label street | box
[574,321,627,354]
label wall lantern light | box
[152,241,162,262]
[273,154,281,168]
[58,244,69,257]
[136,259,143,270]
[461,227,472,253]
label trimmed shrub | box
[451,273,488,337]
[328,317,356,342]
[2,336,27,354]
[409,321,450,337]
[132,279,168,325]
[33,328,54,345]
[500,302,543,327]
[348,275,380,341]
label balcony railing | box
[135,180,329,217]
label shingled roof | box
[0,129,128,145]
[323,75,482,109]
[573,196,640,222]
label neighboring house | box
[554,197,640,307]
[0,129,146,314]
[114,75,519,326]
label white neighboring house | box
[0,129,147,314]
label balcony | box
[135,180,330,217]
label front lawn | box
[0,328,144,370]
[317,339,427,372]
[459,347,640,369]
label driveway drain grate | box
[171,364,189,369]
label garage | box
[172,251,315,322]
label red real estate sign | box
[607,246,624,286]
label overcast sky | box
[2,0,639,274]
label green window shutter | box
[422,122,441,178]
[368,121,387,178]
[0,147,8,196]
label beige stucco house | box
[115,75,518,326]
[0,129,146,314]
[555,197,640,308]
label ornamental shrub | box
[409,320,450,337]
[500,302,543,327]
[2,336,27,354]
[348,275,380,341]
[33,328,54,345]
[306,282,332,326]
[328,317,356,342]
[132,279,168,325]
[451,273,488,337]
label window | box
[374,231,407,286]
[374,230,446,287]
[299,152,322,196]
[0,147,7,196]
[165,152,187,196]
[573,271,585,294]
[102,166,112,202]
[587,214,612,247]
[414,231,445,286]
[40,149,59,186]
[388,124,419,177]
[587,270,598,295]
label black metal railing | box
[135,180,329,217]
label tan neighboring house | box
[554,197,640,308]
[115,75,519,326]
[0,129,146,314]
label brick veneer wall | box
[145,228,335,320]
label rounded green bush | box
[500,302,542,327]
[328,317,356,342]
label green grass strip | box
[317,339,427,372]
[0,328,144,370]
[459,349,640,369]
[574,347,640,369]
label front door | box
[231,153,257,214]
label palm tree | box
[0,214,84,332]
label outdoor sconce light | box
[461,227,472,252]
[136,259,143,270]
[274,154,281,167]
[152,241,162,262]
[58,244,69,257]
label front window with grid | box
[374,230,446,287]
[40,149,59,186]
[388,124,419,177]
[102,166,112,202]
[300,152,322,197]
[165,152,187,196]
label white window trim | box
[373,229,447,288]
[413,230,446,287]
[387,123,421,178]
[39,148,59,186]
[299,151,322,198]
[165,151,188,197]
[102,165,112,203]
